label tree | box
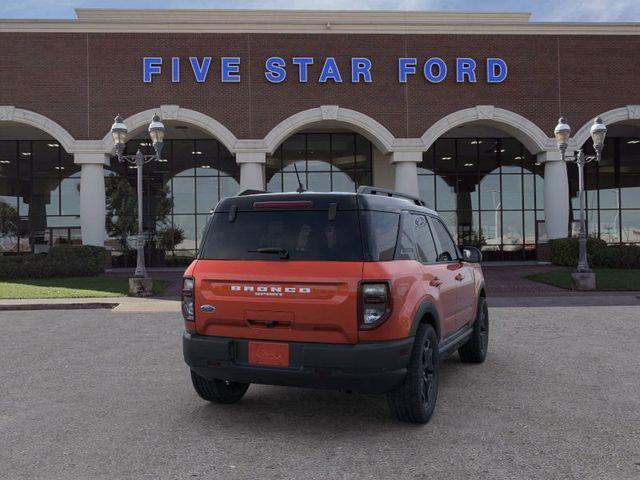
[0,201,21,250]
[105,175,173,252]
[157,226,185,252]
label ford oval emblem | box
[200,304,216,313]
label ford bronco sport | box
[182,186,488,423]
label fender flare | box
[478,280,487,298]
[409,300,442,340]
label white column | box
[539,151,569,239]
[391,151,422,197]
[75,153,109,246]
[237,151,266,191]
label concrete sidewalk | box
[0,296,180,313]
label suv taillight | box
[182,276,195,321]
[359,282,392,330]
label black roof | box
[214,190,438,216]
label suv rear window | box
[200,210,363,261]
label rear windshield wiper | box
[248,247,290,259]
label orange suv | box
[182,187,488,423]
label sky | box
[1,0,640,22]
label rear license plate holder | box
[248,341,290,367]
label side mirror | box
[462,246,482,263]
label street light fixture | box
[110,113,165,280]
[553,116,607,280]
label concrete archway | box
[572,105,640,148]
[421,105,552,155]
[0,106,76,153]
[263,106,396,155]
[100,105,239,155]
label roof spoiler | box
[357,186,426,207]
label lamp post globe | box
[554,117,571,155]
[148,113,165,157]
[110,115,128,156]
[590,117,607,155]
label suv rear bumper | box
[183,332,414,394]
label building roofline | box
[73,8,532,24]
[0,8,639,35]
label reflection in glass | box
[0,140,78,253]
[436,176,456,210]
[524,211,536,244]
[106,138,238,265]
[172,177,195,214]
[266,133,372,193]
[196,177,219,214]
[621,211,640,243]
[572,136,640,243]
[502,211,523,249]
[419,136,545,259]
[479,175,501,211]
[599,210,620,243]
[172,214,196,252]
[418,175,435,209]
[501,175,523,210]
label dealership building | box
[1,9,639,265]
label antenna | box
[293,162,306,193]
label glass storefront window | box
[419,136,545,260]
[418,174,435,208]
[621,210,640,243]
[0,140,80,254]
[105,138,239,267]
[266,132,372,193]
[568,136,640,245]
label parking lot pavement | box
[1,306,639,480]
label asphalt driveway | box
[1,305,639,479]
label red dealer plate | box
[248,341,290,367]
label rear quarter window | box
[360,211,400,261]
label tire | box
[386,324,439,424]
[190,370,250,404]
[458,296,489,364]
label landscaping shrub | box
[549,237,607,267]
[550,237,640,268]
[0,245,106,279]
[592,245,640,269]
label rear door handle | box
[455,273,465,281]
[430,278,443,287]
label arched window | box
[107,138,239,267]
[418,137,544,261]
[0,140,79,253]
[266,133,372,193]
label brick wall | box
[1,32,639,142]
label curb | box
[0,302,120,312]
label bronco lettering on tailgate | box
[230,285,311,297]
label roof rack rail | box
[357,186,426,207]
[237,188,267,196]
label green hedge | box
[593,245,640,269]
[550,237,640,268]
[0,245,106,279]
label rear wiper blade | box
[248,247,290,259]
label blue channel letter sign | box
[142,56,508,84]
